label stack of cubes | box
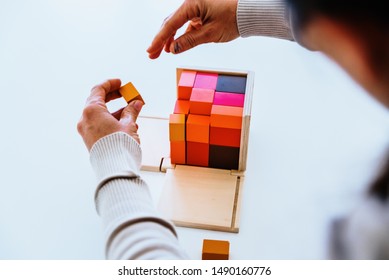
[169,70,247,170]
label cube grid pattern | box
[170,70,247,169]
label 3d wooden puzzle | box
[169,70,246,170]
[136,66,254,233]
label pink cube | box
[194,72,218,90]
[178,70,197,99]
[189,88,215,115]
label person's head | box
[286,0,389,107]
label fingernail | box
[133,100,144,111]
[173,42,181,54]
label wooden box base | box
[135,66,254,233]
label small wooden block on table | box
[202,239,230,260]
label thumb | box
[170,26,215,54]
[120,100,143,126]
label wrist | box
[237,0,293,40]
[90,132,142,183]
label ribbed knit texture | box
[237,0,294,40]
[90,132,188,259]
[90,132,141,182]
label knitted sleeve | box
[90,132,189,259]
[237,0,295,41]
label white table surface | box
[1,0,389,259]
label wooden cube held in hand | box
[119,82,145,104]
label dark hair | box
[368,154,389,202]
[285,0,389,79]
[285,0,389,202]
[285,0,389,30]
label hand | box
[77,79,144,151]
[147,0,239,59]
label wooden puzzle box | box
[136,66,254,233]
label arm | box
[237,0,294,40]
[147,0,296,59]
[78,79,189,259]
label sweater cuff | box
[90,132,142,183]
[95,178,177,242]
[237,0,294,40]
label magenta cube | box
[213,91,245,107]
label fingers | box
[105,90,122,103]
[164,35,176,53]
[147,1,198,59]
[87,79,122,105]
[119,100,144,126]
[187,18,202,31]
[169,25,214,54]
[111,107,124,121]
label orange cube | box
[119,82,145,104]
[178,70,196,100]
[189,88,214,115]
[187,141,209,167]
[202,239,230,260]
[210,127,241,147]
[170,141,186,164]
[169,114,185,141]
[186,114,210,143]
[174,100,190,116]
[210,105,243,129]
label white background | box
[0,0,389,259]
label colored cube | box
[194,72,218,90]
[209,145,239,170]
[186,114,210,143]
[202,239,230,260]
[178,70,196,99]
[214,91,245,107]
[119,82,145,104]
[174,100,190,116]
[216,75,247,94]
[170,141,186,165]
[169,114,186,141]
[171,68,251,172]
[210,105,243,130]
[187,141,209,167]
[210,127,241,147]
[189,88,215,115]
